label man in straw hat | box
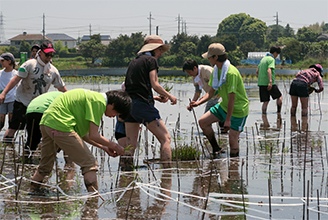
[122,35,177,170]
[189,43,249,157]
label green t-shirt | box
[257,55,276,86]
[209,64,249,118]
[40,89,106,137]
[26,91,63,114]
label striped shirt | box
[294,68,324,92]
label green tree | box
[213,34,238,52]
[59,46,69,57]
[239,41,256,58]
[217,13,267,48]
[7,46,19,57]
[283,24,295,38]
[217,13,249,41]
[296,27,319,42]
[266,25,284,42]
[169,33,199,55]
[104,32,145,66]
[239,17,267,48]
[283,39,302,63]
[19,40,31,53]
[54,40,63,53]
[79,34,106,64]
[196,35,212,56]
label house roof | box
[46,33,76,41]
[318,33,328,41]
[81,35,111,41]
[9,34,52,41]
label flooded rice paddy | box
[0,76,328,219]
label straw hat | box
[137,35,170,54]
[202,43,226,58]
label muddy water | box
[0,78,327,219]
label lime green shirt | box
[40,89,106,137]
[26,91,63,114]
[257,55,276,86]
[209,64,249,118]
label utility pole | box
[147,12,154,35]
[0,12,5,43]
[42,13,45,41]
[89,24,92,36]
[273,12,281,41]
[156,26,159,35]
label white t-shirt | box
[0,69,17,103]
[17,59,65,106]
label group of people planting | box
[0,35,324,193]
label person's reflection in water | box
[276,113,282,130]
[260,114,270,130]
[115,173,142,219]
[143,170,172,219]
[291,116,308,132]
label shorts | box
[205,97,219,113]
[259,85,282,102]
[115,119,126,140]
[0,102,14,114]
[289,80,309,98]
[124,99,161,125]
[9,101,27,130]
[37,125,98,176]
[210,104,248,132]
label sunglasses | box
[42,50,54,57]
[44,53,54,58]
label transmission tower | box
[273,12,281,41]
[147,12,154,35]
[0,12,5,43]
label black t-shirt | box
[125,54,159,104]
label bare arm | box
[149,69,177,105]
[57,86,67,92]
[267,68,272,91]
[189,87,215,109]
[87,121,124,157]
[187,92,201,111]
[0,75,22,103]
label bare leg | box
[3,128,17,143]
[229,129,241,157]
[122,122,140,170]
[300,97,309,116]
[290,95,298,116]
[84,170,98,192]
[147,119,172,168]
[262,101,269,114]
[198,111,221,155]
[31,170,45,189]
[276,96,282,113]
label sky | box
[0,0,327,43]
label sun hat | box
[40,41,55,53]
[31,44,40,51]
[0,52,15,63]
[137,35,170,54]
[202,43,226,58]
[309,64,324,77]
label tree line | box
[1,13,328,67]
